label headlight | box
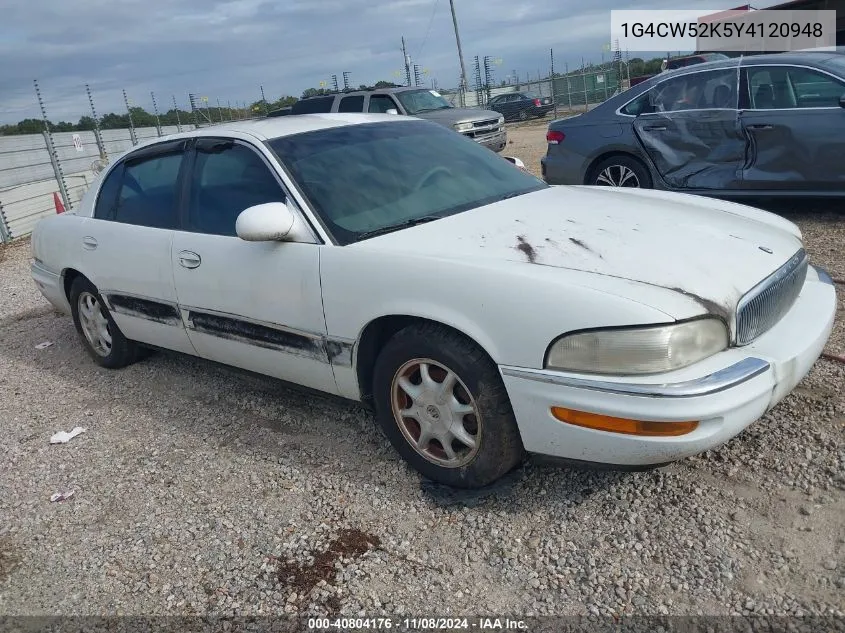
[454,122,473,132]
[545,318,728,375]
[497,115,504,125]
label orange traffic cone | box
[53,192,65,214]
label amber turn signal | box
[550,407,698,437]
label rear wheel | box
[372,323,525,488]
[590,155,652,188]
[518,109,528,121]
[69,277,141,369]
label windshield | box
[394,89,452,114]
[267,120,547,245]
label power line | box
[416,0,440,60]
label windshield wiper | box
[414,106,451,113]
[357,216,442,240]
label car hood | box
[353,186,804,321]
[416,107,501,124]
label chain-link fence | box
[438,48,634,123]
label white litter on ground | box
[34,341,53,350]
[49,490,75,502]
[49,427,87,444]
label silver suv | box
[287,87,507,152]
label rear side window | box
[93,166,123,219]
[338,96,365,112]
[648,69,737,112]
[113,152,183,229]
[292,96,335,114]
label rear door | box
[739,64,845,192]
[337,95,365,113]
[81,140,195,354]
[632,66,747,190]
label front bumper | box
[470,129,507,153]
[499,266,837,466]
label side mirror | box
[502,156,526,169]
[235,201,295,242]
[385,108,399,115]
[840,94,845,108]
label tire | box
[518,109,528,121]
[590,155,652,188]
[69,276,141,369]
[372,322,525,488]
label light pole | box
[449,0,469,107]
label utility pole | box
[401,36,412,87]
[449,0,469,107]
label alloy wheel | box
[390,358,481,468]
[77,291,112,357]
[595,164,640,187]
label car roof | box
[662,50,844,79]
[131,113,416,147]
[300,86,437,100]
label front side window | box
[267,121,547,245]
[113,151,183,229]
[394,89,452,114]
[186,140,284,237]
[368,95,399,113]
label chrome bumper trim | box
[500,357,771,398]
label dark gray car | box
[541,51,845,197]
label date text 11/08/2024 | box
[307,617,528,630]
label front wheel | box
[590,155,652,188]
[372,323,525,488]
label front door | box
[739,64,845,192]
[170,137,337,394]
[632,67,746,190]
[80,139,195,355]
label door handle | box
[178,250,201,269]
[82,236,98,250]
[643,125,667,131]
[747,124,774,131]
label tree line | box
[0,81,403,136]
[0,62,667,136]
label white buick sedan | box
[31,114,836,488]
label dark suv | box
[287,87,507,152]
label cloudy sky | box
[0,0,780,123]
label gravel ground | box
[0,136,843,622]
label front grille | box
[735,248,808,345]
[473,118,500,128]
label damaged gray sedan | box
[541,50,845,197]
